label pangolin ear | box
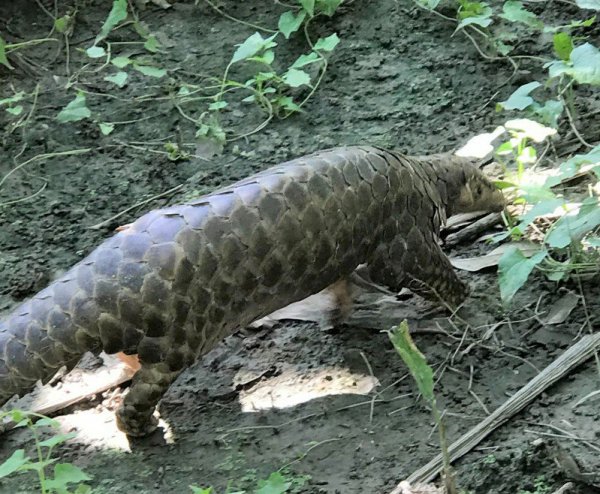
[457,180,474,208]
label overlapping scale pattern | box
[0,145,504,435]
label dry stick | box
[389,332,600,493]
[0,148,92,190]
[552,483,574,494]
[88,183,184,230]
[560,94,594,149]
[203,0,277,33]
[444,212,503,247]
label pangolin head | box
[453,166,505,215]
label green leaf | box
[249,49,275,65]
[498,246,547,304]
[35,417,60,428]
[0,35,13,69]
[500,1,543,28]
[314,33,340,52]
[457,1,493,29]
[95,0,128,44]
[553,32,573,61]
[111,56,131,68]
[278,10,306,39]
[533,99,563,128]
[255,472,292,494]
[6,410,27,423]
[189,487,213,494]
[104,71,128,87]
[499,81,541,111]
[231,32,278,64]
[575,0,600,7]
[276,96,302,112]
[388,320,434,402]
[44,463,91,489]
[299,0,315,16]
[416,0,441,7]
[283,68,311,87]
[54,15,72,34]
[56,92,91,123]
[546,197,600,248]
[144,35,159,53]
[209,100,228,110]
[548,43,600,85]
[6,105,23,115]
[0,449,29,478]
[133,64,166,78]
[316,0,343,16]
[518,184,557,203]
[291,52,320,68]
[0,92,24,106]
[255,71,277,83]
[496,141,514,155]
[38,432,77,448]
[514,198,564,234]
[86,45,106,58]
[551,146,600,186]
[99,122,115,135]
[496,40,513,55]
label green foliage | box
[201,0,342,139]
[388,321,434,402]
[56,92,91,123]
[0,91,25,116]
[189,469,306,494]
[411,0,600,303]
[0,410,91,494]
[518,475,551,494]
[457,1,493,29]
[498,246,548,304]
[0,35,13,69]
[548,43,600,85]
[388,321,457,492]
[95,0,128,44]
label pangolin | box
[0,146,504,436]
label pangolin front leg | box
[366,231,468,310]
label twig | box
[88,184,184,230]
[359,351,377,423]
[560,94,594,149]
[0,149,92,190]
[389,332,600,491]
[444,212,503,246]
[551,483,574,494]
[203,0,277,33]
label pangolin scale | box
[0,146,504,435]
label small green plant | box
[482,454,496,465]
[518,475,550,494]
[492,122,600,304]
[200,0,342,140]
[0,409,91,494]
[410,0,600,305]
[388,320,457,494]
[190,469,309,494]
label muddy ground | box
[1,0,600,493]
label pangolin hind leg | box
[115,360,184,436]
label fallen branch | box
[444,212,503,247]
[389,332,600,493]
